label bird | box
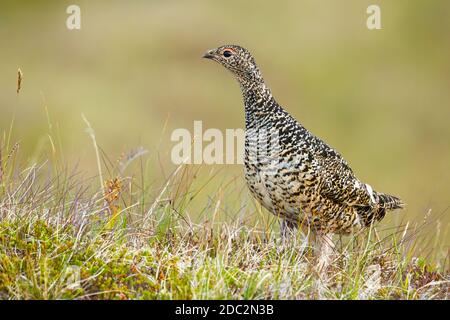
[203,45,404,267]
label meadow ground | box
[0,136,448,300]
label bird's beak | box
[202,50,215,59]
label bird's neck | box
[238,79,282,130]
[239,78,274,110]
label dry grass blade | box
[16,68,23,94]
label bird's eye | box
[223,50,232,58]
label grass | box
[0,128,448,300]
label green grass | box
[0,137,448,300]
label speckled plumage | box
[203,45,404,236]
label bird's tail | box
[362,192,404,226]
[376,192,405,210]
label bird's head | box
[202,45,263,85]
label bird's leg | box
[311,232,335,298]
[280,219,297,246]
[314,233,334,272]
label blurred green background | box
[1,1,449,248]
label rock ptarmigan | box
[203,45,404,267]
